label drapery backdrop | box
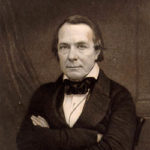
[0,0,150,150]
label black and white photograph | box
[0,0,149,150]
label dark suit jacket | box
[16,70,137,150]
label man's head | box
[52,15,104,81]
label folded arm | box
[84,89,137,150]
[16,85,99,150]
[17,113,99,150]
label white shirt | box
[63,63,100,127]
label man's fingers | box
[31,116,44,127]
[32,119,37,126]
[31,116,46,127]
[37,116,49,128]
[31,115,49,128]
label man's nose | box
[68,46,78,61]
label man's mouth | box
[66,66,81,69]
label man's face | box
[57,23,100,81]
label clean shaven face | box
[57,23,100,81]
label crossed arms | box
[16,84,137,150]
[17,114,100,150]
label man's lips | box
[66,66,81,68]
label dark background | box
[0,0,150,149]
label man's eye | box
[59,45,69,49]
[77,45,87,49]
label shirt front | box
[63,63,99,127]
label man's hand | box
[31,115,49,128]
[97,133,103,143]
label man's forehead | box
[58,23,94,42]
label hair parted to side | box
[52,15,105,62]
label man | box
[17,15,137,150]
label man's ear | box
[94,39,102,60]
[95,49,101,60]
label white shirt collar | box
[63,63,100,80]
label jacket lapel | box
[44,76,69,128]
[74,70,111,128]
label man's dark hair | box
[52,15,104,62]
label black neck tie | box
[64,77,96,95]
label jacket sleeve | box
[84,88,137,150]
[16,84,98,150]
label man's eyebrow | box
[76,41,88,45]
[58,43,69,45]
